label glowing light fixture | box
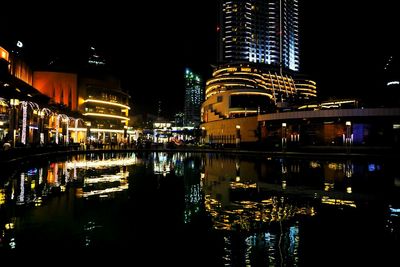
[84,99,130,109]
[83,113,130,120]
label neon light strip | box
[83,113,130,120]
[84,99,130,110]
[67,128,126,133]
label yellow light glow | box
[90,128,124,133]
[0,190,5,205]
[84,99,130,109]
[0,47,9,62]
[83,113,130,120]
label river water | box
[0,152,399,265]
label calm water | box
[1,152,399,265]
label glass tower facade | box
[184,69,203,126]
[219,0,300,71]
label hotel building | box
[219,0,300,71]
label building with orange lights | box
[33,72,78,110]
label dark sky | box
[0,1,398,117]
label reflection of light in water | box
[345,161,353,178]
[84,172,129,184]
[184,184,202,224]
[310,161,320,168]
[0,189,5,205]
[17,173,25,205]
[321,196,356,208]
[153,153,171,175]
[47,163,60,186]
[35,197,42,207]
[328,163,343,170]
[80,184,129,198]
[66,156,137,169]
[84,221,103,247]
[386,205,400,237]
[289,225,300,264]
[346,186,352,194]
[9,237,16,249]
[79,166,129,198]
[282,180,287,190]
[223,236,232,266]
[205,196,315,231]
[39,168,43,184]
[230,182,257,189]
[324,182,334,191]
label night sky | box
[0,1,398,117]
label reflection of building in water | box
[202,153,315,266]
[78,170,129,198]
[152,152,190,177]
[0,153,138,249]
[221,224,300,267]
[386,205,400,239]
[65,153,137,199]
[184,183,202,224]
[184,155,203,224]
[208,196,307,266]
[153,152,173,176]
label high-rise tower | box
[219,0,300,71]
[184,68,203,126]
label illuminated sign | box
[0,46,9,62]
[16,41,23,48]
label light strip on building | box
[83,113,130,120]
[90,128,125,133]
[66,128,126,133]
[84,99,131,110]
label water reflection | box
[0,152,398,265]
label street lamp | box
[235,125,241,148]
[345,121,352,153]
[86,121,91,144]
[201,126,206,144]
[37,110,43,145]
[9,99,20,147]
[282,122,287,151]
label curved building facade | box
[219,0,300,71]
[294,78,317,100]
[202,63,316,122]
[79,76,130,144]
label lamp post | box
[201,126,206,144]
[9,99,20,147]
[235,125,241,148]
[38,110,44,145]
[345,121,352,153]
[86,121,91,143]
[282,122,287,151]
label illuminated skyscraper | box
[184,69,203,126]
[219,0,300,71]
